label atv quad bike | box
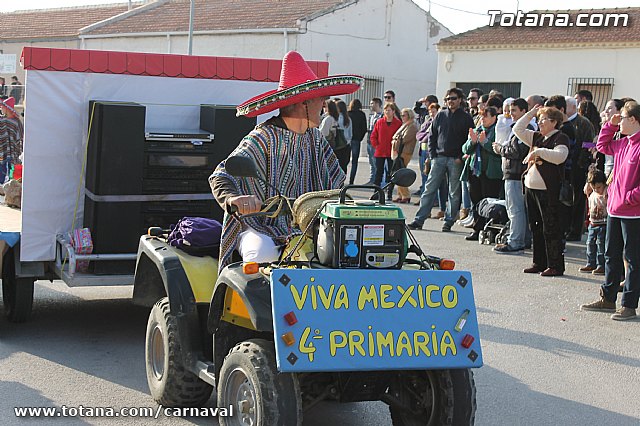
[133,156,482,425]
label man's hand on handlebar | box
[228,195,263,215]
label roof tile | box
[0,3,139,41]
[1,0,345,40]
[438,7,640,48]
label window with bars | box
[567,78,614,112]
[341,75,384,108]
[455,82,521,100]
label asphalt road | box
[1,159,639,425]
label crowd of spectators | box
[344,87,638,322]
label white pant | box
[238,228,281,263]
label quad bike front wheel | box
[217,339,302,426]
[145,297,213,407]
[388,369,476,426]
[1,249,34,323]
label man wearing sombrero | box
[210,51,363,269]
[0,97,24,184]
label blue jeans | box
[0,157,11,184]
[349,139,361,185]
[504,179,526,249]
[586,224,606,268]
[431,173,449,212]
[601,216,640,309]
[461,180,471,209]
[417,149,428,194]
[414,156,463,227]
[366,140,376,183]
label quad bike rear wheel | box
[389,369,476,426]
[217,339,302,426]
[1,249,34,323]
[145,297,213,407]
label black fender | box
[133,235,206,369]
[207,262,273,334]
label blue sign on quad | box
[270,269,483,373]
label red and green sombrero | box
[0,97,17,115]
[236,51,364,117]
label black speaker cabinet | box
[83,197,218,274]
[199,105,257,167]
[86,101,146,195]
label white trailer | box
[0,46,329,322]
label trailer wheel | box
[389,369,476,426]
[217,339,302,426]
[145,297,213,407]
[1,249,34,323]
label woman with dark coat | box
[514,106,570,277]
[460,107,503,240]
[347,99,368,184]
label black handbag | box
[559,180,574,207]
[391,133,406,172]
[391,155,405,172]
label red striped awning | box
[21,47,329,82]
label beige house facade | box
[435,7,640,109]
[1,0,452,109]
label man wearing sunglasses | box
[409,87,474,231]
[467,88,483,119]
[384,90,401,119]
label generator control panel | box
[316,201,407,269]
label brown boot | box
[581,290,616,312]
[611,307,637,321]
[459,208,469,221]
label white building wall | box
[84,33,291,58]
[436,47,640,101]
[0,40,80,83]
[297,0,452,109]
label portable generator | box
[316,187,407,269]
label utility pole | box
[188,0,195,55]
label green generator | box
[316,194,407,269]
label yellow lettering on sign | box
[440,331,457,356]
[413,331,431,356]
[348,330,366,356]
[335,284,349,309]
[431,330,439,355]
[396,331,412,357]
[397,285,417,308]
[358,285,378,310]
[290,285,307,310]
[299,327,316,362]
[442,285,458,309]
[317,284,334,310]
[379,284,395,309]
[367,326,375,356]
[425,285,441,308]
[329,331,347,356]
[310,285,317,310]
[376,331,395,357]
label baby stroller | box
[474,198,510,245]
[479,219,510,245]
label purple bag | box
[168,217,222,257]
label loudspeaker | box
[200,105,256,223]
[200,105,257,167]
[86,101,146,195]
[83,197,218,274]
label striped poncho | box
[0,116,24,163]
[210,121,345,270]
